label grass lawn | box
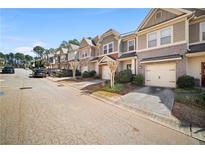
[175,87,205,110]
[103,83,124,93]
[175,87,204,93]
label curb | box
[91,93,205,142]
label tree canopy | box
[68,39,80,46]
[33,46,45,58]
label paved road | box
[0,69,201,144]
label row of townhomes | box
[45,8,205,88]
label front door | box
[201,62,205,86]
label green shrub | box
[115,70,132,83]
[82,71,89,78]
[176,75,195,89]
[88,70,96,77]
[132,74,144,86]
[103,83,124,93]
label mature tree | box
[107,61,118,88]
[48,48,55,54]
[15,52,25,61]
[68,39,80,46]
[59,40,68,48]
[25,55,33,62]
[0,52,4,58]
[33,46,45,58]
[69,60,79,79]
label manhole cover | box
[20,87,32,90]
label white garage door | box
[145,63,176,88]
[102,65,110,80]
[81,66,88,73]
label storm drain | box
[20,87,32,90]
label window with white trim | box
[160,27,171,45]
[148,32,157,48]
[128,40,135,51]
[201,22,205,41]
[108,43,113,53]
[103,45,108,54]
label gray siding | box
[189,23,200,43]
[143,9,177,29]
[99,34,118,54]
[173,21,186,43]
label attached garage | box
[145,63,176,88]
[102,65,110,80]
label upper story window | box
[160,27,171,45]
[108,43,113,53]
[200,22,205,41]
[81,50,89,58]
[148,32,157,48]
[103,45,108,54]
[147,26,172,48]
[128,40,135,51]
[103,42,114,54]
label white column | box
[131,59,135,74]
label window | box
[160,28,171,45]
[155,11,162,19]
[148,32,157,48]
[201,22,205,41]
[103,45,108,54]
[127,64,131,70]
[85,51,88,57]
[108,43,113,53]
[128,40,135,51]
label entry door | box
[201,62,205,86]
[102,65,110,80]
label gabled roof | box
[99,28,120,41]
[121,31,136,38]
[137,8,193,32]
[69,43,79,50]
[55,48,68,54]
[80,38,96,48]
[183,8,205,17]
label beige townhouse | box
[67,43,80,69]
[55,48,69,69]
[79,29,138,79]
[78,37,97,72]
[136,8,205,88]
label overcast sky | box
[0,8,150,56]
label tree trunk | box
[73,69,76,79]
[110,72,113,88]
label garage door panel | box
[145,63,176,88]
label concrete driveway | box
[117,86,175,116]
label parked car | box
[2,66,15,74]
[33,68,47,78]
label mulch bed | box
[82,82,137,95]
[172,102,205,127]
